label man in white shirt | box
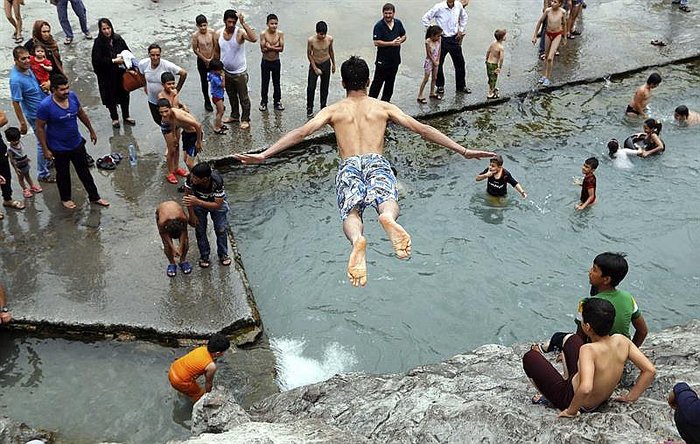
[422,0,471,96]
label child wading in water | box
[4,127,42,198]
[574,156,597,211]
[532,0,567,87]
[485,29,506,100]
[207,59,227,135]
[417,25,442,103]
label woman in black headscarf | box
[91,18,134,128]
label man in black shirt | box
[369,3,406,102]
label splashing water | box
[270,337,358,391]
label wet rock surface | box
[0,416,54,444]
[180,321,699,443]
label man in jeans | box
[56,0,92,45]
[422,0,471,97]
[183,162,231,268]
[9,46,52,184]
[35,74,108,209]
[369,3,406,102]
[217,9,257,130]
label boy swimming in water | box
[574,157,597,211]
[626,73,661,117]
[234,56,495,287]
[674,105,700,126]
[475,154,527,199]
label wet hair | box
[581,298,615,337]
[675,105,689,117]
[607,139,619,158]
[50,73,69,90]
[494,29,507,41]
[208,59,223,72]
[160,71,175,84]
[195,14,207,25]
[593,252,628,287]
[4,127,21,143]
[490,154,504,166]
[12,45,28,60]
[644,118,662,135]
[267,14,278,23]
[382,3,395,12]
[647,73,662,86]
[156,98,172,109]
[584,157,599,170]
[207,333,231,353]
[163,218,186,239]
[316,21,328,34]
[223,9,237,22]
[425,25,442,39]
[147,43,161,54]
[191,162,212,179]
[340,56,370,92]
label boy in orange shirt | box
[168,333,231,401]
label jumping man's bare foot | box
[378,213,412,259]
[347,236,367,287]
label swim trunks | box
[160,118,173,135]
[181,131,197,157]
[486,62,499,90]
[546,30,564,41]
[212,96,223,104]
[335,153,398,221]
[625,104,641,115]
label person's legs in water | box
[343,208,367,287]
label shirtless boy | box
[234,56,495,287]
[259,14,285,112]
[485,29,506,99]
[523,298,656,417]
[158,98,203,178]
[306,21,336,118]
[156,200,191,277]
[158,72,189,113]
[192,14,219,112]
[532,0,567,87]
[674,105,700,126]
[626,73,661,117]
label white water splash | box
[270,337,358,391]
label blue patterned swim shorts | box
[335,153,398,220]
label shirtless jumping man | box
[234,56,495,287]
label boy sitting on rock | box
[523,298,656,416]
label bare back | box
[572,335,634,409]
[156,200,187,227]
[323,95,394,159]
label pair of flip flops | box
[96,153,123,170]
[167,262,193,277]
[650,39,667,47]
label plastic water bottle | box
[128,144,137,166]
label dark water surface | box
[230,63,700,380]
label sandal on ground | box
[62,200,77,209]
[199,258,211,268]
[651,39,667,47]
[30,184,43,193]
[679,5,690,11]
[3,199,25,210]
[90,198,110,207]
[221,124,229,130]
[539,53,546,60]
[64,37,73,45]
[179,261,193,274]
[112,120,120,128]
[213,127,227,135]
[220,256,232,266]
[567,33,576,40]
[531,394,553,407]
[22,188,33,198]
[570,30,582,36]
[38,175,56,183]
[167,264,177,277]
[14,35,24,44]
[124,118,136,126]
[429,94,443,100]
[166,173,178,184]
[487,93,498,100]
[175,167,189,177]
[416,97,427,104]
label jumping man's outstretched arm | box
[233,109,333,164]
[386,105,495,159]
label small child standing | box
[29,44,53,92]
[417,25,442,103]
[531,0,567,87]
[485,29,506,100]
[575,156,597,211]
[4,127,42,198]
[207,59,227,135]
[259,14,285,112]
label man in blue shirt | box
[35,73,109,209]
[9,46,53,183]
[669,382,700,443]
[369,3,406,103]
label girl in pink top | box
[417,25,442,103]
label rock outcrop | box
[178,321,700,443]
[0,416,55,444]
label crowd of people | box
[1,1,699,441]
